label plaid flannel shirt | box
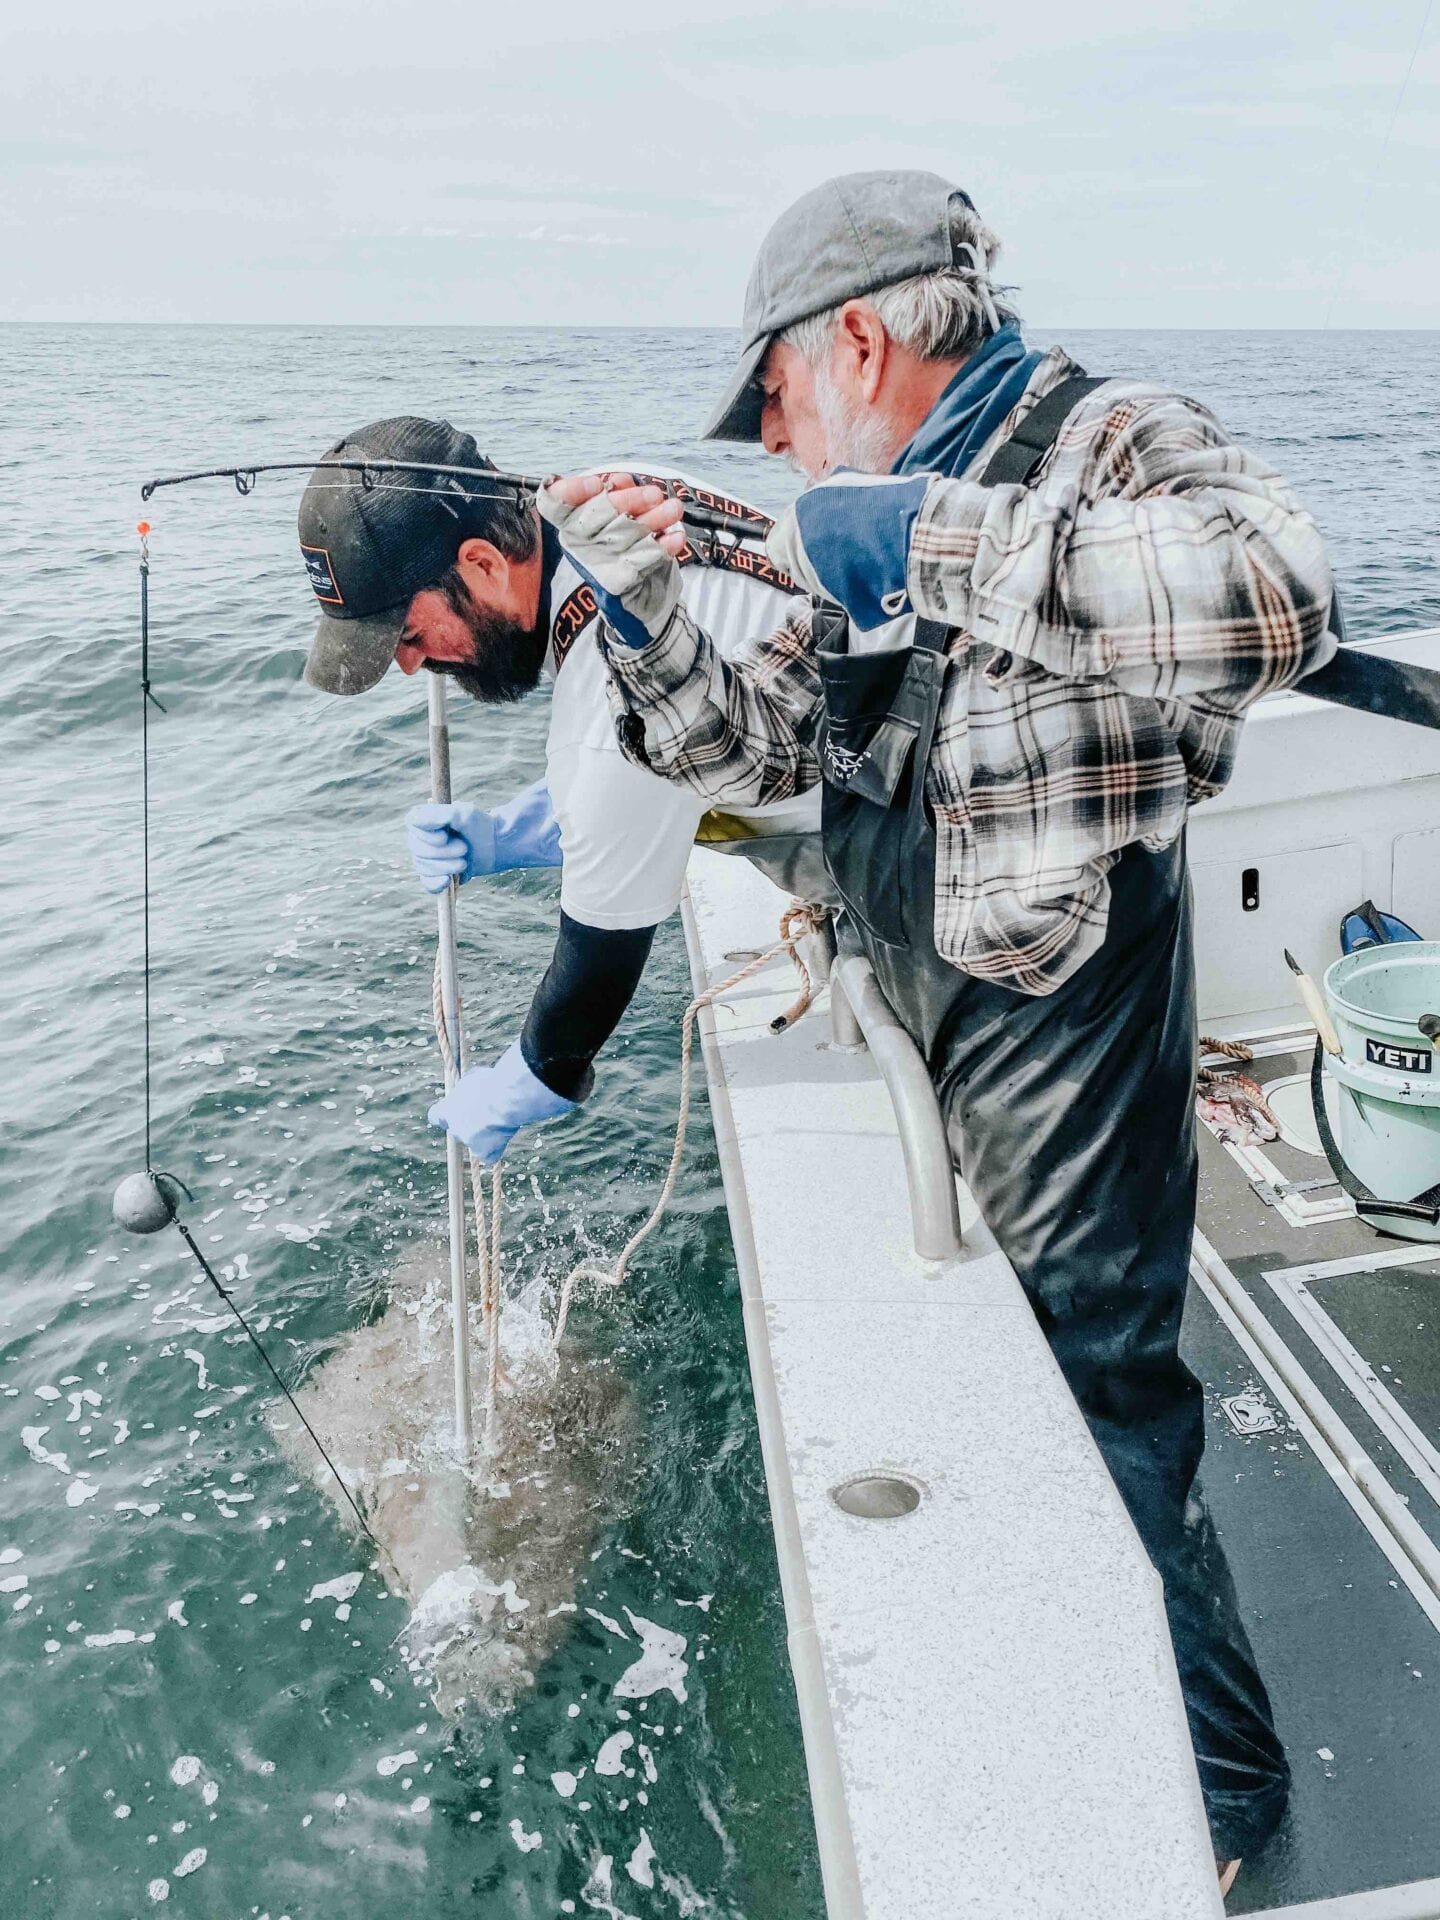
[601,348,1337,993]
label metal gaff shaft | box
[427,672,475,1458]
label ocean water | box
[2,324,1437,1920]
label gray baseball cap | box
[703,170,977,443]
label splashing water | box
[273,1246,638,1716]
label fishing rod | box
[139,454,1440,733]
[140,457,773,545]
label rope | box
[428,894,827,1365]
[769,902,822,1033]
[1197,1034,1257,1084]
[549,902,828,1348]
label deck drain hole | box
[830,1473,924,1520]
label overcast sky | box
[2,0,1435,328]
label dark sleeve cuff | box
[519,911,658,1101]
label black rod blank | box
[140,458,772,542]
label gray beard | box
[811,361,903,476]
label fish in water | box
[272,1244,637,1717]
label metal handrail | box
[830,953,963,1262]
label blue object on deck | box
[1340,898,1424,954]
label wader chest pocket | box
[817,646,941,952]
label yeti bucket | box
[1319,941,1440,1241]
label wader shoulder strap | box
[1308,1040,1440,1226]
[815,369,1108,806]
[978,373,1108,487]
[817,370,1110,660]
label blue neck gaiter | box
[892,322,1045,480]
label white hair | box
[781,197,1019,371]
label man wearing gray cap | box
[538,169,1339,1881]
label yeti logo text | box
[1366,1038,1432,1074]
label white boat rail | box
[828,950,963,1262]
[682,851,1220,1920]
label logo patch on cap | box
[301,543,343,605]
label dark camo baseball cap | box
[703,170,977,443]
[299,417,495,696]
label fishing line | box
[114,523,400,1586]
[138,522,164,1166]
[172,1214,400,1582]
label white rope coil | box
[549,902,828,1347]
[431,900,829,1369]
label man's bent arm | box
[520,912,657,1101]
[600,604,824,807]
[907,389,1336,709]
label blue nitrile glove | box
[765,471,933,632]
[427,1040,577,1165]
[536,483,681,651]
[405,778,562,894]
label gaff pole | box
[427,671,475,1458]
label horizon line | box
[2,319,1438,333]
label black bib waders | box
[812,385,1291,1862]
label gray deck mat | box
[1188,1049,1440,1910]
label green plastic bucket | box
[1322,942,1440,1242]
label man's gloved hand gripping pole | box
[406,775,563,894]
[409,775,575,1164]
[410,655,662,1164]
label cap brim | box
[700,332,772,443]
[303,606,406,696]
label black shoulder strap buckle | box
[977,373,1109,488]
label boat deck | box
[1188,1036,1440,1915]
